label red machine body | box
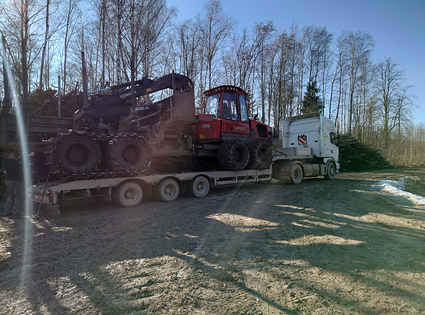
[195,85,273,143]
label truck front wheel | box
[290,164,303,185]
[324,162,336,180]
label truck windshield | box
[204,94,221,118]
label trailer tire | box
[187,176,210,198]
[107,133,152,172]
[218,140,249,171]
[324,161,336,180]
[248,141,272,169]
[112,181,143,207]
[290,164,303,185]
[49,131,101,176]
[153,178,180,202]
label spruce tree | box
[301,81,324,114]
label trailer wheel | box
[248,141,272,169]
[290,164,303,185]
[107,133,152,172]
[112,181,143,207]
[324,162,336,180]
[218,140,249,171]
[187,176,210,198]
[153,178,180,202]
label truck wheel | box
[107,133,152,172]
[112,181,143,207]
[248,141,272,169]
[290,164,303,185]
[218,140,249,171]
[324,162,336,180]
[153,178,180,202]
[187,176,210,198]
[49,131,101,176]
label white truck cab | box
[282,113,339,164]
[273,113,340,184]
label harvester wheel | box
[218,140,249,171]
[153,178,180,202]
[112,181,143,207]
[247,141,272,170]
[48,131,102,176]
[187,176,210,198]
[106,133,152,172]
[30,152,49,183]
[193,156,218,171]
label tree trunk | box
[39,0,50,89]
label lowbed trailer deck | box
[28,168,273,216]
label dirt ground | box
[0,167,425,314]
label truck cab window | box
[222,92,238,121]
[330,132,338,145]
[204,94,220,118]
[239,94,248,123]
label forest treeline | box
[0,0,424,166]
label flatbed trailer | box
[28,168,273,217]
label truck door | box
[220,91,250,140]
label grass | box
[402,171,425,198]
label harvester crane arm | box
[88,73,193,108]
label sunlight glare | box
[1,39,33,292]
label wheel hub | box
[66,144,89,166]
[123,145,141,164]
[125,189,137,200]
[233,148,243,162]
[164,184,175,196]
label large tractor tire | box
[30,152,49,184]
[218,140,249,171]
[46,131,102,177]
[192,156,218,171]
[247,140,272,170]
[106,133,152,172]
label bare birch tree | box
[338,31,374,134]
[198,0,233,89]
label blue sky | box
[167,0,425,125]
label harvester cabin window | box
[239,94,248,123]
[204,94,220,118]
[222,92,238,121]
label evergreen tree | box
[301,81,324,114]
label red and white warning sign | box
[298,135,307,145]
